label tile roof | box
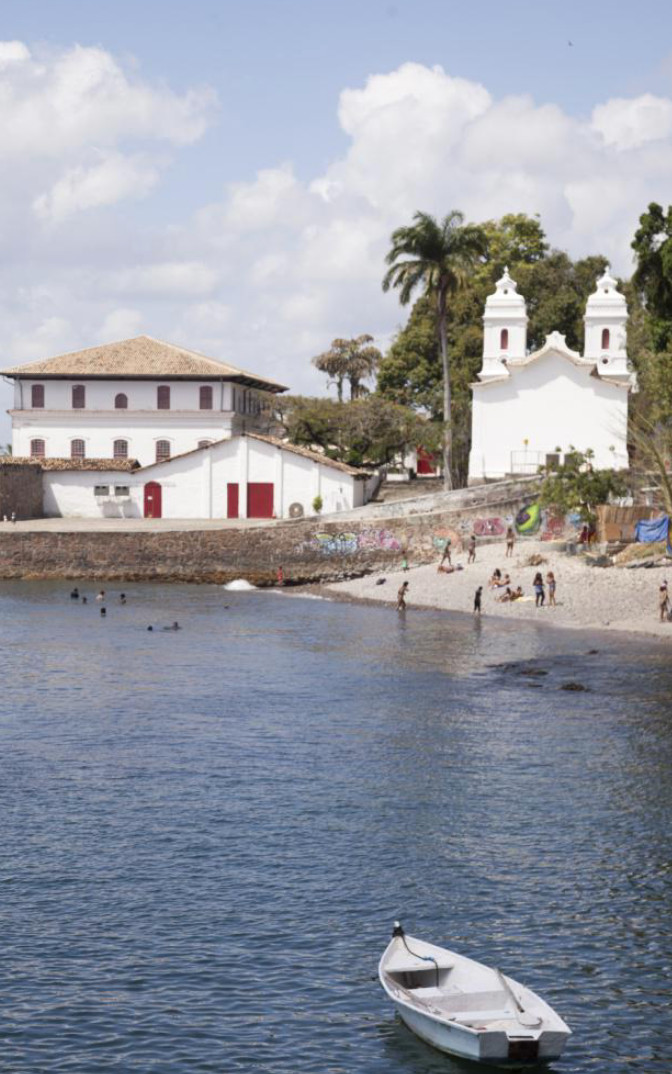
[4,457,140,472]
[2,335,288,392]
[138,433,371,478]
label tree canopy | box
[312,335,382,401]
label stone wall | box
[0,463,43,520]
[0,486,541,584]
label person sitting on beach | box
[496,587,514,603]
[438,563,456,574]
[510,586,524,601]
[489,568,502,587]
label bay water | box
[1,581,670,1072]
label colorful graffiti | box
[473,517,506,537]
[432,526,462,552]
[307,527,402,556]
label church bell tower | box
[583,266,629,379]
[479,267,528,380]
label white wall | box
[42,437,364,519]
[469,351,629,481]
[11,378,270,466]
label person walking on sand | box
[440,539,452,568]
[533,571,545,607]
[506,526,515,558]
[547,571,557,607]
[659,580,669,622]
[473,585,483,615]
[397,581,409,611]
[468,535,476,564]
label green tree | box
[275,394,441,469]
[631,202,672,350]
[382,210,487,489]
[538,449,628,524]
[312,335,382,401]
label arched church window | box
[113,439,128,459]
[71,439,85,459]
[500,328,509,350]
[115,393,128,409]
[30,438,45,458]
[601,328,610,350]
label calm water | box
[0,581,670,1073]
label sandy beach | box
[327,539,672,639]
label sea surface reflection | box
[0,581,670,1073]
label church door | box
[144,482,162,519]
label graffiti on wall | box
[473,517,506,537]
[432,526,462,552]
[303,527,403,556]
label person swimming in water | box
[70,587,79,600]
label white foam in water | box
[223,579,256,591]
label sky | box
[1,0,672,439]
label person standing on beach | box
[505,526,515,558]
[659,580,669,622]
[440,539,452,567]
[473,586,483,615]
[397,581,409,611]
[468,535,476,564]
[533,572,545,607]
[547,571,557,607]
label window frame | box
[113,439,129,460]
[601,328,610,350]
[30,438,46,458]
[70,439,86,460]
[157,385,171,410]
[199,385,213,410]
[31,384,45,409]
[115,392,128,409]
[72,384,86,409]
[500,328,509,350]
[155,439,171,463]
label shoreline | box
[310,539,672,642]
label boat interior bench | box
[411,988,515,1024]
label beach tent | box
[634,515,671,553]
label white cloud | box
[109,261,218,298]
[592,93,672,149]
[33,152,161,222]
[99,307,144,340]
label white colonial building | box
[468,267,634,484]
[2,336,371,519]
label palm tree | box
[383,210,487,489]
[312,335,382,401]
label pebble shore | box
[327,539,672,639]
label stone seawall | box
[0,489,537,584]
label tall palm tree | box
[383,210,487,489]
[312,335,382,401]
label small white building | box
[3,335,286,467]
[468,267,634,483]
[37,433,369,520]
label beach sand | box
[326,539,672,639]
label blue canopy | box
[635,515,670,551]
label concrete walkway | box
[0,517,286,533]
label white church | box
[2,336,371,519]
[468,266,634,484]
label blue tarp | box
[635,515,670,552]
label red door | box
[144,481,162,519]
[417,448,436,475]
[247,482,274,518]
[227,483,239,519]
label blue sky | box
[1,0,672,440]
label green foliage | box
[275,394,441,469]
[631,202,672,350]
[312,495,323,514]
[538,449,628,524]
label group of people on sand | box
[69,586,181,630]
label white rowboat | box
[379,923,571,1066]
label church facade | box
[468,267,634,484]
